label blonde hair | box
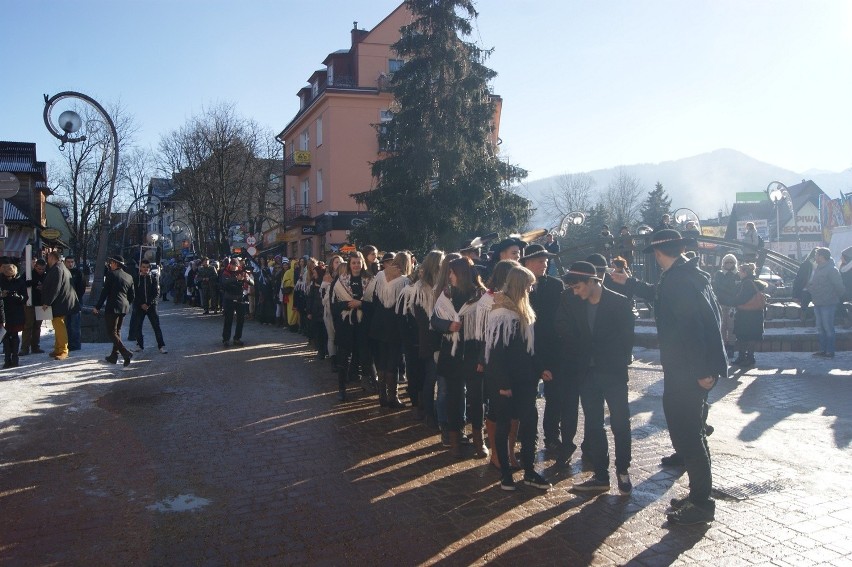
[419,250,444,288]
[500,266,537,332]
[1,263,17,277]
[434,252,461,303]
[392,251,413,277]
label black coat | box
[733,276,765,342]
[628,256,728,391]
[529,274,564,375]
[485,316,536,392]
[42,263,79,317]
[133,272,160,307]
[69,267,86,309]
[555,287,634,383]
[432,288,481,381]
[96,268,135,315]
[1,274,27,331]
[712,269,739,307]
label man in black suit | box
[520,243,564,452]
[93,255,135,366]
[561,262,635,494]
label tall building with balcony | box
[275,3,411,260]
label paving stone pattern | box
[0,304,850,566]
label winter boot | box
[448,431,464,459]
[486,419,500,468]
[472,427,488,459]
[377,372,389,407]
[386,372,405,409]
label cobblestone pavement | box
[0,303,850,566]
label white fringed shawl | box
[320,279,334,330]
[484,306,535,363]
[333,272,371,324]
[473,290,496,342]
[399,279,435,318]
[372,272,410,309]
[434,291,480,357]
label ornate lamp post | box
[121,194,162,256]
[556,211,586,237]
[766,181,801,259]
[169,220,194,254]
[43,92,119,304]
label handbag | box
[739,291,766,311]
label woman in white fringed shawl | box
[476,259,521,469]
[367,251,413,408]
[398,250,444,421]
[431,257,486,458]
[331,252,374,402]
[484,265,551,492]
[321,255,343,371]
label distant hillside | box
[517,149,852,228]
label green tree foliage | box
[352,0,530,253]
[640,181,672,228]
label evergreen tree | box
[640,182,672,228]
[351,0,530,253]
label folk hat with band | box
[107,255,126,267]
[585,253,608,273]
[459,232,498,254]
[521,243,557,262]
[381,251,396,263]
[490,235,527,256]
[641,228,696,253]
[562,261,602,284]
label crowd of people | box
[3,230,850,526]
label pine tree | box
[351,0,529,253]
[640,182,673,228]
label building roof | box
[4,199,31,223]
[0,142,47,181]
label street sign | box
[0,172,20,199]
[246,236,257,246]
[247,246,257,256]
[42,228,61,240]
[301,226,316,235]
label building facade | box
[0,142,51,259]
[275,4,412,260]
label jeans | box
[421,357,442,422]
[542,378,561,443]
[131,305,166,349]
[580,370,632,481]
[445,371,484,431]
[66,311,82,350]
[492,378,538,476]
[813,304,838,354]
[663,384,712,506]
[556,372,586,461]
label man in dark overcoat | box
[41,251,79,360]
[93,255,135,366]
[613,229,727,525]
[561,262,635,494]
[64,257,86,351]
[520,244,564,452]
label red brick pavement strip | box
[0,303,850,565]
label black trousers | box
[580,370,631,481]
[105,313,131,358]
[222,299,245,341]
[337,322,373,390]
[446,370,484,431]
[663,383,713,506]
[542,378,561,443]
[130,305,166,349]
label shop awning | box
[0,229,32,257]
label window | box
[389,59,404,74]
[311,80,318,98]
[301,178,310,206]
[300,130,309,151]
[316,116,323,147]
[327,62,334,85]
[317,170,323,202]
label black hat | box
[562,261,601,284]
[521,243,557,263]
[585,253,608,274]
[381,252,396,263]
[641,228,696,253]
[490,235,527,257]
[107,255,126,267]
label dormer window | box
[311,81,319,97]
[327,62,335,85]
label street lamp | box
[673,208,700,231]
[556,211,586,237]
[121,194,162,256]
[766,181,801,259]
[43,92,119,305]
[169,220,194,254]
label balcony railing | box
[283,150,311,174]
[284,204,311,224]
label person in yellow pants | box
[40,251,80,360]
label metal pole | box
[43,92,119,305]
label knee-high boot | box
[337,362,348,401]
[377,372,388,407]
[472,426,488,459]
[508,419,521,467]
[386,372,404,409]
[486,419,499,467]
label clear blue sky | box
[2,0,850,182]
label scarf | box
[484,305,535,363]
[372,272,409,309]
[433,290,480,357]
[473,290,496,342]
[333,272,370,324]
[399,279,436,319]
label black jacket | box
[96,267,135,315]
[134,272,160,307]
[42,262,79,317]
[628,256,727,391]
[555,287,634,383]
[484,315,536,392]
[69,267,86,309]
[529,274,564,375]
[712,269,739,307]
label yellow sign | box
[293,150,311,165]
[41,228,61,240]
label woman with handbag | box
[732,263,767,367]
